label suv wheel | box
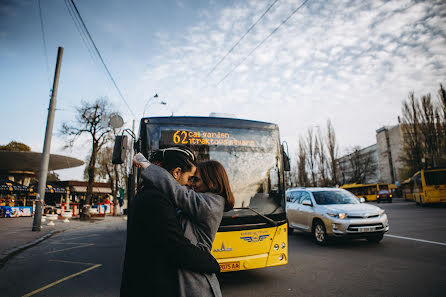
[367,234,384,243]
[313,221,328,245]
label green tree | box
[0,141,31,152]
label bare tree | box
[61,98,119,219]
[419,94,440,168]
[326,119,339,186]
[316,128,329,186]
[400,86,446,178]
[306,128,318,187]
[347,146,376,184]
[401,92,423,176]
[438,84,446,156]
[296,137,309,187]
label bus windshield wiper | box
[232,207,278,227]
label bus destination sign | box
[164,130,256,147]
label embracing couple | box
[120,146,234,297]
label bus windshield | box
[153,125,285,218]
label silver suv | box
[286,187,389,245]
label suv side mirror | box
[112,135,128,164]
[359,197,366,203]
[302,200,312,206]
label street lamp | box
[143,94,167,117]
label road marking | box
[385,234,446,246]
[49,259,97,266]
[55,234,98,241]
[22,264,102,297]
[46,243,94,254]
[50,242,92,245]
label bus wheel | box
[367,234,384,243]
[313,220,328,246]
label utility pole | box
[32,47,63,231]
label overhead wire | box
[206,0,280,78]
[216,0,311,86]
[63,0,101,71]
[67,0,136,118]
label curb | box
[0,216,125,269]
[0,229,64,269]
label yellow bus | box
[341,183,394,202]
[129,116,289,272]
[401,168,446,206]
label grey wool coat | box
[142,165,225,297]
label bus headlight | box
[279,254,284,261]
[274,244,279,250]
[281,242,286,249]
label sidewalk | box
[0,215,125,265]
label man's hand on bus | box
[133,153,150,169]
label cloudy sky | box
[1,0,445,180]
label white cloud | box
[46,0,446,164]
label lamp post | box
[143,94,167,118]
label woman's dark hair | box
[149,146,196,173]
[197,160,235,211]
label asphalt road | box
[1,199,445,297]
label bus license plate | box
[220,262,240,272]
[358,227,375,232]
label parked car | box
[286,187,389,245]
[377,190,393,203]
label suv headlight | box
[327,212,347,219]
[378,209,385,216]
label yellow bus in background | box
[341,183,394,202]
[401,168,446,206]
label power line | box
[216,0,311,86]
[67,0,136,118]
[63,0,101,71]
[38,0,51,87]
[206,0,280,78]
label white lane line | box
[385,234,446,246]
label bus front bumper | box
[218,252,288,272]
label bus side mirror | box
[112,135,128,164]
[283,151,290,172]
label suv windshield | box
[312,190,359,205]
